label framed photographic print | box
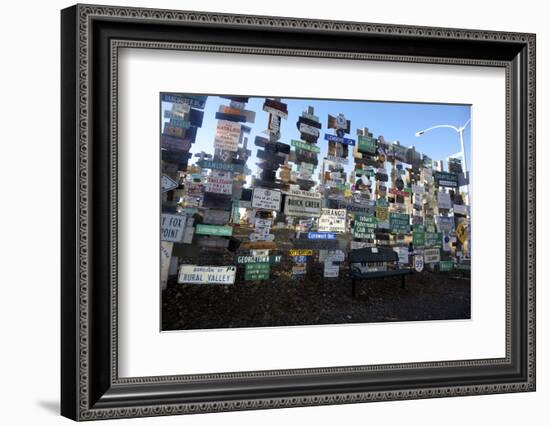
[61,4,536,421]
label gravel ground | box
[162,266,470,331]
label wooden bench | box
[349,247,414,298]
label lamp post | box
[414,119,471,201]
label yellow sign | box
[290,249,313,256]
[456,222,468,244]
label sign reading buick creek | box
[284,194,322,217]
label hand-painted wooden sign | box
[252,188,281,211]
[178,265,236,284]
[214,120,241,152]
[205,171,233,195]
[161,213,187,242]
[161,174,178,193]
[197,159,244,173]
[195,224,233,237]
[318,208,347,233]
[244,262,271,281]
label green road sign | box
[195,224,233,237]
[390,212,410,234]
[244,262,271,280]
[425,232,442,247]
[439,260,454,271]
[357,134,376,154]
[291,139,320,153]
[353,213,377,239]
[413,229,425,247]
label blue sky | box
[161,96,471,178]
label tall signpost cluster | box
[161,95,471,289]
[160,94,207,289]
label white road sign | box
[178,265,236,285]
[252,188,281,211]
[160,214,187,242]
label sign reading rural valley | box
[318,208,347,233]
[178,265,236,284]
[252,188,282,210]
[160,213,186,242]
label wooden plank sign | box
[252,188,281,211]
[178,265,236,285]
[214,120,241,152]
[161,213,186,242]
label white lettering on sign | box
[318,208,347,233]
[299,122,320,137]
[160,214,187,242]
[214,120,241,152]
[252,188,282,211]
[414,255,424,272]
[424,248,441,263]
[178,265,236,285]
[206,170,233,195]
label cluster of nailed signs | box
[160,94,471,288]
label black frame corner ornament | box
[61,3,535,421]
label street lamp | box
[414,119,471,200]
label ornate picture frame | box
[61,4,535,421]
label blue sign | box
[293,256,308,263]
[307,232,336,240]
[324,134,356,146]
